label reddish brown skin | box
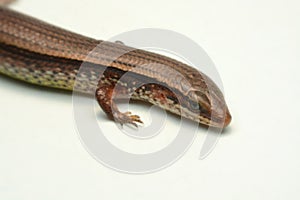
[0,6,232,128]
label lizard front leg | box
[95,84,143,127]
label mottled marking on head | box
[128,70,231,127]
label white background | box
[1,0,300,199]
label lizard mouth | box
[204,107,232,128]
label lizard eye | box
[189,100,199,111]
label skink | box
[0,6,232,128]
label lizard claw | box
[114,111,143,127]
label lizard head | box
[182,71,232,128]
[156,70,232,128]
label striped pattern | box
[0,7,232,127]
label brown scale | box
[0,7,232,127]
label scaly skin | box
[0,7,231,128]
